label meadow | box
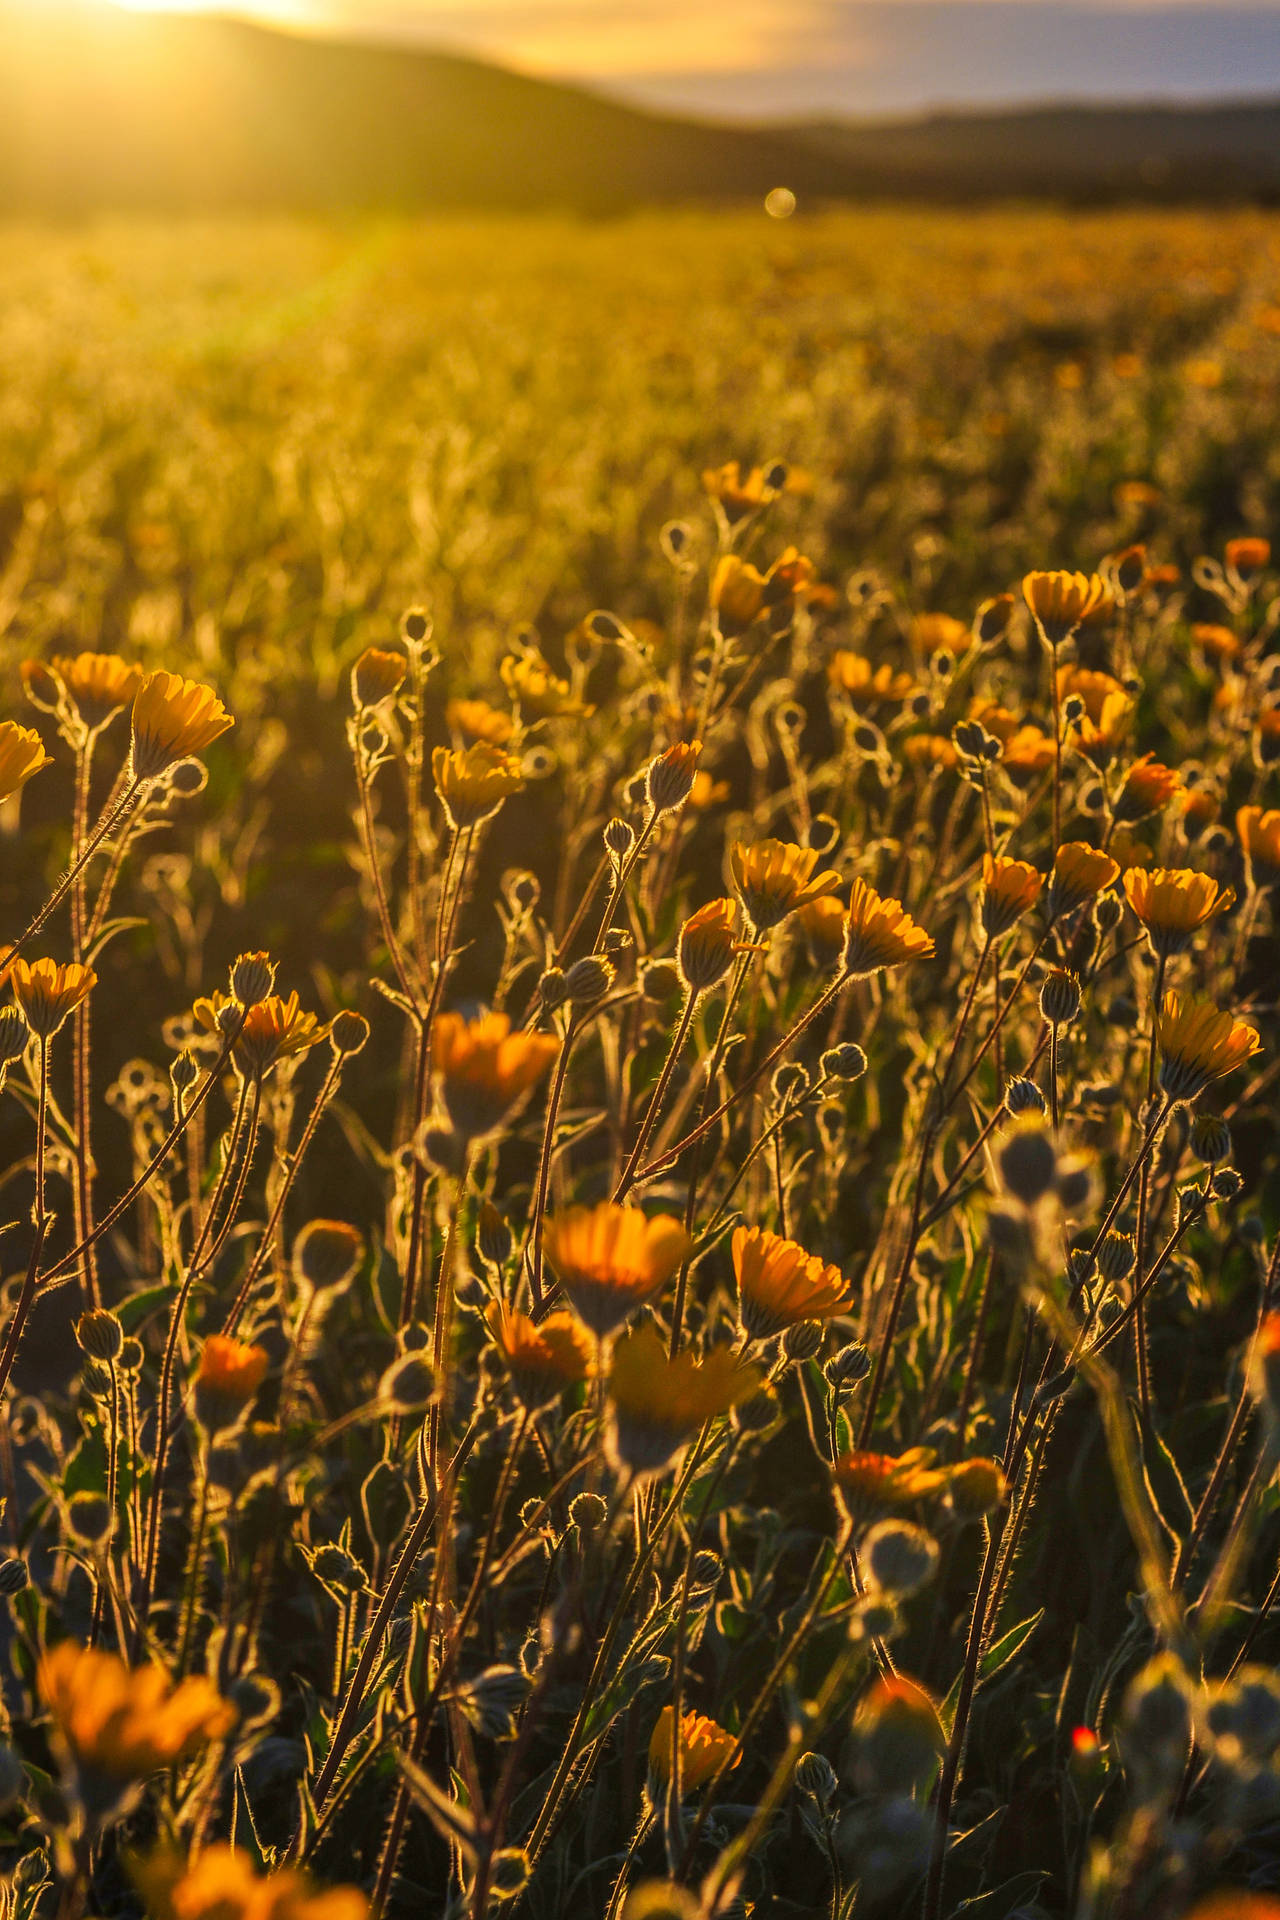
[0,203,1278,1920]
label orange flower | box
[24,652,143,732]
[833,1447,949,1514]
[432,742,524,830]
[0,719,54,803]
[499,650,592,719]
[1225,536,1271,586]
[677,897,740,993]
[827,652,917,708]
[901,733,958,773]
[1023,570,1113,646]
[648,1706,737,1792]
[606,1323,758,1477]
[730,839,840,932]
[1157,991,1261,1103]
[195,990,328,1078]
[1238,805,1280,888]
[1056,665,1132,768]
[842,878,934,977]
[688,769,731,810]
[445,697,514,746]
[1046,842,1120,919]
[798,892,849,967]
[1192,622,1241,663]
[38,1643,235,1787]
[132,1846,367,1920]
[911,612,971,658]
[701,460,778,524]
[196,1336,269,1421]
[732,1225,849,1341]
[486,1301,592,1408]
[130,672,234,779]
[543,1202,691,1338]
[431,1011,558,1142]
[1114,754,1183,823]
[1124,867,1235,957]
[10,957,96,1040]
[979,856,1043,938]
[710,554,767,637]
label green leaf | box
[941,1612,1043,1733]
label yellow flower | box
[1056,665,1131,768]
[130,672,234,779]
[732,1225,849,1342]
[38,1643,235,1787]
[485,1300,592,1409]
[0,719,54,803]
[688,769,731,810]
[648,1706,737,1792]
[701,460,777,524]
[676,897,740,994]
[1157,990,1261,1103]
[911,612,971,658]
[350,648,407,711]
[133,1846,367,1920]
[979,855,1043,938]
[1124,866,1235,957]
[606,1323,758,1477]
[1238,805,1280,888]
[445,697,515,746]
[1114,753,1184,823]
[10,957,96,1041]
[710,554,766,637]
[901,734,958,773]
[730,838,840,932]
[1051,840,1120,921]
[826,651,917,708]
[1023,570,1113,646]
[798,892,849,967]
[25,652,144,732]
[432,742,524,830]
[1109,830,1155,871]
[544,1202,691,1339]
[195,991,328,1078]
[842,878,934,977]
[500,649,592,718]
[431,1011,558,1142]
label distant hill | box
[1,3,1279,214]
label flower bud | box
[569,1491,608,1537]
[379,1354,437,1413]
[1211,1167,1243,1202]
[783,1319,824,1362]
[1097,1231,1136,1281]
[851,1678,945,1796]
[825,1341,871,1392]
[538,968,568,1011]
[862,1520,939,1596]
[1004,1076,1047,1116]
[646,741,701,814]
[1094,892,1123,932]
[1039,969,1081,1027]
[330,1010,370,1055]
[75,1310,124,1364]
[170,1051,199,1097]
[641,960,682,1001]
[0,1007,30,1063]
[563,956,615,1007]
[947,1458,1007,1516]
[1122,1654,1195,1787]
[293,1219,363,1295]
[795,1750,838,1805]
[820,1043,867,1083]
[772,1062,809,1104]
[604,817,635,862]
[997,1122,1058,1207]
[0,1558,29,1597]
[1190,1113,1232,1165]
[476,1201,513,1270]
[230,951,276,1008]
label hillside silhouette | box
[3,2,1280,213]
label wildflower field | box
[2,203,1280,1920]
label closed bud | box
[330,1010,370,1055]
[688,1549,722,1590]
[1039,969,1081,1026]
[852,1678,945,1796]
[795,1750,838,1805]
[1097,1231,1136,1281]
[1004,1076,1047,1116]
[821,1043,867,1082]
[476,1201,513,1269]
[1190,1113,1232,1165]
[729,1390,777,1434]
[563,956,615,1006]
[772,1061,809,1104]
[171,1051,199,1095]
[1055,1154,1098,1215]
[1122,1654,1195,1785]
[506,870,540,913]
[417,1124,464,1175]
[975,593,1015,644]
[230,951,276,1007]
[646,740,701,814]
[0,1007,30,1063]
[948,1458,1007,1516]
[601,928,632,958]
[1094,892,1123,932]
[997,1122,1058,1207]
[1211,1167,1243,1202]
[538,967,568,1011]
[604,817,635,862]
[66,1492,113,1546]
[379,1354,437,1413]
[294,1219,363,1294]
[569,1491,608,1537]
[783,1319,824,1362]
[0,1558,29,1596]
[75,1309,124,1363]
[825,1341,871,1392]
[488,1851,531,1900]
[641,960,682,1001]
[863,1519,940,1596]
